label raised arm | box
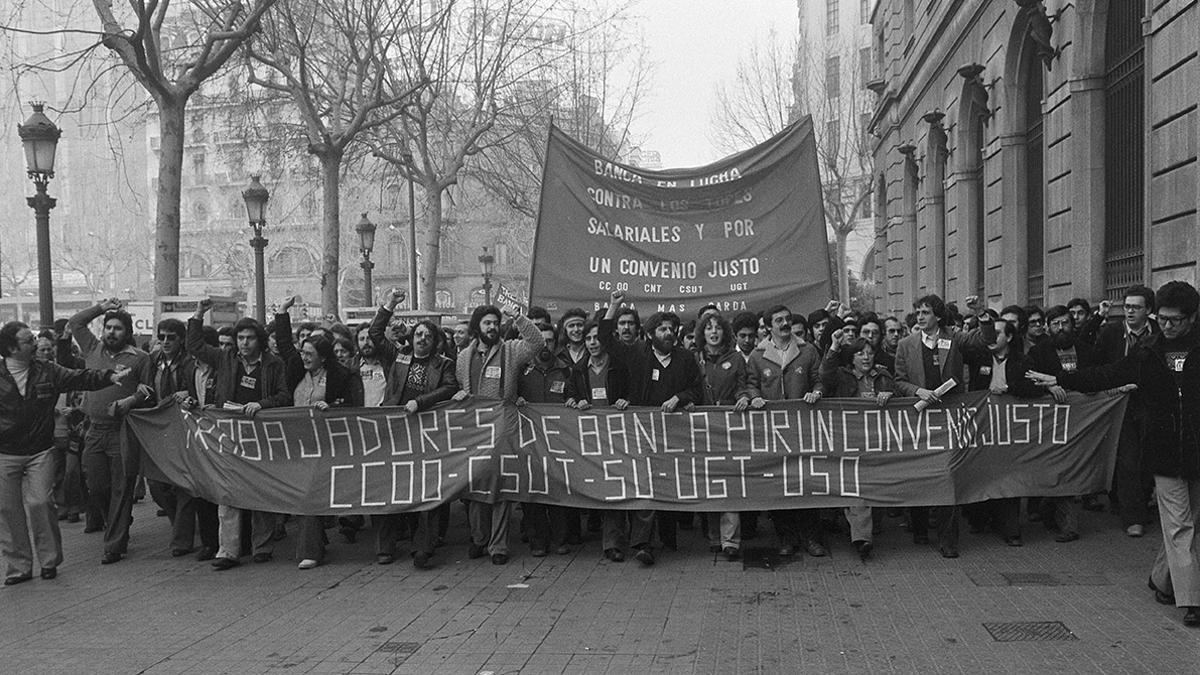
[68,298,120,355]
[185,299,223,367]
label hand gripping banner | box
[125,392,1127,516]
[529,119,834,316]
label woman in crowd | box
[274,303,363,569]
[694,313,749,561]
[820,330,894,561]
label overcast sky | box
[628,0,797,168]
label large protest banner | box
[529,119,833,316]
[127,392,1126,515]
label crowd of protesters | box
[2,279,1198,628]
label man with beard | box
[147,318,219,561]
[518,324,576,556]
[601,292,704,565]
[614,306,642,346]
[374,293,459,568]
[452,304,543,565]
[893,294,989,558]
[859,314,893,374]
[963,311,1040,545]
[68,299,155,565]
[556,308,589,367]
[745,304,827,558]
[1027,305,1097,543]
[187,299,291,570]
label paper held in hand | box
[914,379,957,411]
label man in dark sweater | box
[602,291,703,565]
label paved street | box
[2,499,1197,674]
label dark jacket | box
[1027,339,1098,378]
[1060,327,1200,479]
[602,318,702,407]
[696,349,748,405]
[274,313,363,408]
[565,355,632,405]
[382,350,458,410]
[519,354,574,404]
[818,348,895,399]
[964,349,1041,397]
[1,359,114,456]
[186,318,291,409]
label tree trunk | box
[153,97,186,299]
[319,149,344,316]
[420,187,443,311]
[835,228,851,306]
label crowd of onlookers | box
[3,279,1198,627]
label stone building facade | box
[867,0,1197,314]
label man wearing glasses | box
[147,319,219,561]
[1077,285,1158,536]
[1028,281,1200,628]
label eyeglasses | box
[1123,303,1146,311]
[1028,318,1045,325]
[1157,313,1190,326]
[1048,319,1071,329]
[157,333,181,341]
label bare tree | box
[709,27,796,156]
[88,0,278,299]
[244,0,432,315]
[711,28,874,305]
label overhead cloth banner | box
[529,120,833,316]
[126,392,1127,516]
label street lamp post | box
[242,175,270,323]
[402,152,418,310]
[355,213,376,307]
[18,102,62,329]
[479,246,495,306]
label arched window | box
[958,76,989,297]
[1103,1,1145,298]
[1024,47,1046,307]
[270,246,316,276]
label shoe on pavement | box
[1125,524,1144,538]
[170,547,194,558]
[634,548,655,566]
[604,548,625,562]
[803,540,829,557]
[4,574,32,586]
[554,545,570,555]
[723,546,740,561]
[491,553,509,565]
[40,567,57,580]
[297,559,319,570]
[1004,536,1023,547]
[939,546,960,559]
[195,547,217,562]
[376,554,395,565]
[1185,607,1200,627]
[530,548,547,557]
[777,544,797,557]
[101,552,122,565]
[1054,531,1080,543]
[1149,576,1176,605]
[252,553,272,563]
[211,557,240,571]
[853,540,873,561]
[413,552,431,569]
[468,544,486,559]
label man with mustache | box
[452,303,544,565]
[373,290,459,568]
[602,291,704,566]
[614,306,643,346]
[68,298,155,565]
[1027,304,1098,543]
